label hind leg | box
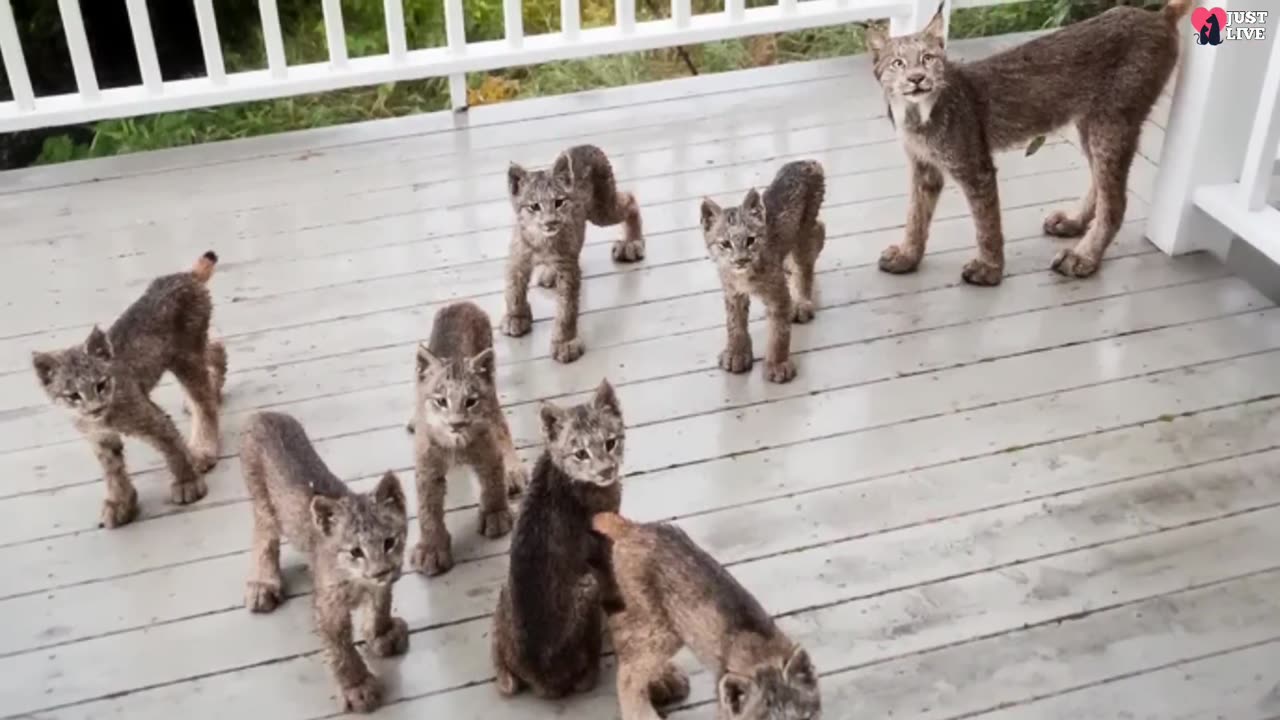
[593,190,644,263]
[171,357,220,472]
[243,454,283,612]
[206,340,227,403]
[491,586,525,696]
[788,220,823,324]
[1044,124,1097,238]
[1052,117,1138,278]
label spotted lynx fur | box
[502,145,645,364]
[701,161,826,384]
[32,251,226,528]
[407,301,526,577]
[241,411,409,714]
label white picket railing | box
[0,0,1020,133]
[1149,6,1280,265]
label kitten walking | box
[701,160,826,384]
[502,145,645,363]
[867,0,1192,285]
[491,380,626,699]
[593,512,821,720]
[241,411,409,714]
[408,301,526,577]
[32,251,226,528]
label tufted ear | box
[741,188,766,224]
[922,1,947,44]
[416,343,439,379]
[372,471,406,515]
[508,162,528,198]
[540,401,567,441]
[717,673,755,717]
[469,347,495,380]
[700,197,722,232]
[863,21,889,59]
[310,496,341,537]
[593,378,621,417]
[32,352,57,388]
[552,151,575,186]
[784,647,818,688]
[84,325,113,361]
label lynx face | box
[717,649,822,720]
[702,189,769,277]
[540,379,625,487]
[416,344,496,448]
[508,152,580,246]
[32,326,117,421]
[310,472,408,587]
[866,9,948,119]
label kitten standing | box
[701,160,826,384]
[491,380,626,699]
[867,0,1191,285]
[502,145,645,363]
[408,301,526,577]
[593,512,821,720]
[32,251,226,528]
[241,411,409,714]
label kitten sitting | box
[240,411,409,714]
[407,301,526,577]
[31,251,226,528]
[866,0,1191,285]
[593,512,822,720]
[502,145,645,364]
[701,161,826,384]
[491,379,626,699]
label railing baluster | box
[725,0,744,22]
[562,0,581,38]
[1241,36,1280,212]
[124,0,163,93]
[56,0,99,99]
[443,0,468,110]
[258,0,287,78]
[672,0,691,28]
[193,0,226,85]
[617,0,636,33]
[384,0,408,61]
[321,0,348,68]
[0,0,34,110]
[504,0,524,45]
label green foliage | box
[31,0,1128,165]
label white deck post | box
[443,0,468,111]
[0,0,35,111]
[1147,3,1276,256]
[1239,34,1280,211]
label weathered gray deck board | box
[1,32,1275,720]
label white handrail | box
[0,0,983,131]
[1240,35,1280,212]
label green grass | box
[28,0,1132,165]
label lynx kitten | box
[593,512,822,720]
[32,251,226,528]
[701,161,826,384]
[502,145,645,363]
[241,411,409,714]
[408,301,526,577]
[866,0,1191,285]
[491,379,626,699]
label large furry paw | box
[649,664,691,706]
[551,337,585,364]
[245,580,283,613]
[340,675,384,714]
[370,617,410,657]
[879,244,921,274]
[764,358,797,384]
[99,489,139,529]
[189,448,218,473]
[719,344,754,374]
[536,266,558,288]
[611,238,645,263]
[792,299,816,324]
[505,463,528,497]
[500,311,533,337]
[1050,248,1100,278]
[170,477,207,505]
[1043,210,1089,238]
[479,506,514,539]
[409,539,454,577]
[961,258,1003,286]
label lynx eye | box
[66,392,81,403]
[553,197,566,209]
[922,52,937,63]
[891,58,906,69]
[604,437,618,452]
[349,547,364,560]
[574,449,590,461]
[720,240,731,250]
[745,236,756,248]
[528,202,541,213]
[383,537,397,552]
[464,396,479,409]
[95,379,109,394]
[433,396,448,409]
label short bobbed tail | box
[591,511,632,539]
[1163,0,1194,22]
[192,251,219,284]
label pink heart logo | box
[1191,6,1227,32]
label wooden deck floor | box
[3,33,1280,720]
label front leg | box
[471,436,514,539]
[81,428,137,528]
[502,237,534,337]
[550,262,585,363]
[492,411,527,497]
[365,586,409,657]
[954,161,1005,286]
[316,595,382,713]
[718,288,753,374]
[409,440,454,576]
[759,275,796,383]
[880,159,944,274]
[123,399,206,505]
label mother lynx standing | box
[867,0,1192,285]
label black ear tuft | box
[700,197,722,232]
[508,163,527,198]
[84,326,113,361]
[373,471,407,515]
[540,402,566,441]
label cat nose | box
[907,70,927,84]
[450,420,470,431]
